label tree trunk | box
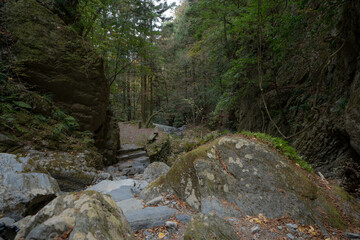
[127,71,131,121]
[149,75,153,116]
[141,74,147,126]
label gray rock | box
[0,153,60,220]
[0,217,15,225]
[88,179,148,195]
[15,191,134,240]
[346,232,360,239]
[201,196,242,218]
[125,206,176,231]
[119,144,144,154]
[146,196,163,206]
[153,123,183,135]
[286,233,295,239]
[108,186,134,201]
[165,221,177,229]
[184,213,238,240]
[286,223,298,231]
[14,216,32,230]
[116,199,143,213]
[175,214,191,223]
[251,225,260,234]
[143,162,170,183]
[277,226,283,230]
[128,151,147,159]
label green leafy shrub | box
[63,116,79,131]
[13,101,32,109]
[52,123,65,139]
[241,131,313,173]
[54,108,66,120]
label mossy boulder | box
[146,137,171,163]
[140,136,360,232]
[15,191,134,240]
[26,150,110,191]
[4,0,108,133]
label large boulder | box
[0,153,60,220]
[140,136,360,231]
[15,191,134,240]
[25,150,110,191]
[143,162,170,183]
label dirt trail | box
[119,122,167,146]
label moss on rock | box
[141,135,360,232]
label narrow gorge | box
[0,0,359,239]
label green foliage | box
[52,123,65,139]
[63,116,79,131]
[54,108,66,120]
[13,101,32,109]
[241,131,313,173]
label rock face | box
[0,153,60,220]
[184,213,238,240]
[140,136,360,229]
[15,191,134,240]
[143,162,170,183]
[95,109,120,166]
[2,0,120,162]
[224,1,360,196]
[5,0,108,132]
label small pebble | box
[277,226,283,230]
[286,233,295,239]
[146,196,163,206]
[165,221,178,229]
[286,223,298,231]
[251,225,260,234]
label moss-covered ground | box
[0,77,99,156]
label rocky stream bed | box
[1,135,360,240]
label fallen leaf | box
[158,232,166,239]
